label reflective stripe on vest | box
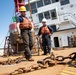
[41,26,50,34]
[20,17,32,29]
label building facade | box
[25,0,76,48]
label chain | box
[56,52,76,61]
[0,52,76,75]
[0,57,24,65]
[9,60,54,75]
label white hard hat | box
[42,18,47,22]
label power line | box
[0,31,9,47]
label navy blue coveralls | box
[17,16,33,59]
[38,25,53,55]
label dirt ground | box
[0,47,76,75]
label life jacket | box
[41,26,50,34]
[20,17,32,29]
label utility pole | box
[28,0,39,55]
[28,0,33,21]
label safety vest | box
[20,17,32,29]
[41,26,50,34]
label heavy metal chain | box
[0,57,24,65]
[0,52,76,75]
[55,52,76,61]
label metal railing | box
[59,13,76,27]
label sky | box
[0,0,28,48]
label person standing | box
[16,6,34,61]
[38,18,53,55]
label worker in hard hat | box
[16,6,34,61]
[38,18,53,55]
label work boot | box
[46,53,50,55]
[42,52,47,55]
[28,57,34,61]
